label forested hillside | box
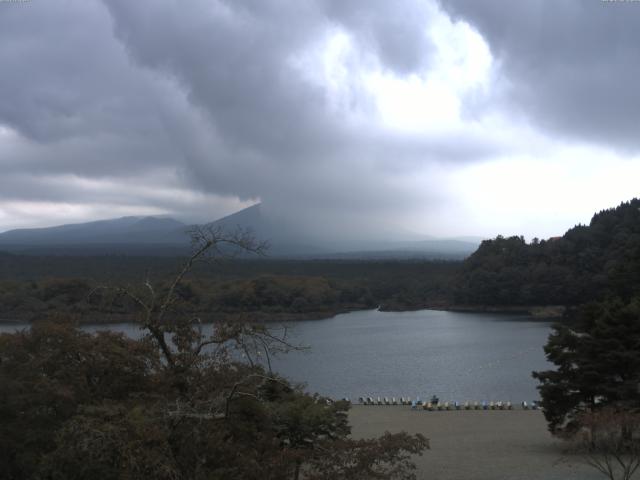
[0,260,456,322]
[454,198,640,306]
[4,199,639,320]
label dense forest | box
[5,199,640,321]
[454,198,640,307]
[0,258,456,323]
[527,201,640,443]
[0,229,428,479]
[2,199,640,323]
[2,199,640,477]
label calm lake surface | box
[0,309,552,402]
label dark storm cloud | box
[0,0,457,206]
[0,0,243,225]
[439,0,640,152]
[0,0,193,190]
[0,2,162,143]
[97,0,492,225]
[6,0,632,237]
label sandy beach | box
[349,405,603,480]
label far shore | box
[0,304,567,325]
[348,405,599,480]
[380,304,566,319]
[0,308,360,325]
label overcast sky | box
[1,0,639,239]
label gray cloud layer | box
[0,0,638,236]
[440,0,640,152]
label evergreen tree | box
[533,297,640,434]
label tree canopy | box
[533,296,640,434]
[455,198,640,307]
[0,227,428,479]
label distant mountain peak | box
[0,203,480,259]
[208,203,262,226]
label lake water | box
[0,309,553,403]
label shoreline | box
[380,304,566,319]
[0,307,361,325]
[0,304,565,325]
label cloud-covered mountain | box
[0,204,480,258]
[207,204,330,257]
[2,1,639,239]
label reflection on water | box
[0,309,552,402]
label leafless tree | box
[124,226,309,424]
[573,408,640,480]
[90,226,302,406]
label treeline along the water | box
[0,256,457,322]
[2,198,639,322]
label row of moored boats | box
[357,397,541,410]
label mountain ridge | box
[0,204,480,258]
[0,216,188,246]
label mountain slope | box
[206,204,330,256]
[0,216,188,247]
[0,204,480,258]
[207,204,480,258]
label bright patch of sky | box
[0,0,638,239]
